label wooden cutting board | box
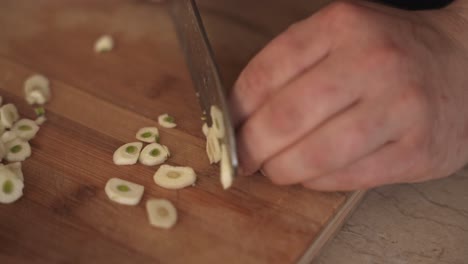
[0,1,365,263]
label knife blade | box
[168,0,238,185]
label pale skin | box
[230,0,468,191]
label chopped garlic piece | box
[94,35,114,53]
[206,128,221,164]
[139,143,170,166]
[5,139,31,162]
[202,123,209,137]
[0,104,19,128]
[158,113,177,128]
[220,144,233,189]
[5,162,23,181]
[210,105,225,138]
[104,178,144,206]
[12,119,40,141]
[35,116,47,125]
[135,127,159,143]
[0,122,4,136]
[24,74,51,105]
[162,145,170,157]
[153,164,196,190]
[0,166,24,204]
[113,142,143,165]
[146,199,177,229]
[1,131,17,144]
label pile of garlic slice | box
[203,105,233,189]
[0,73,51,204]
[109,118,196,229]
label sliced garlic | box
[220,144,233,189]
[135,127,159,143]
[94,35,114,53]
[1,131,17,144]
[104,178,144,206]
[5,162,23,181]
[153,164,196,190]
[202,123,209,137]
[146,199,177,229]
[206,128,221,164]
[139,143,170,166]
[210,105,225,138]
[158,113,177,128]
[0,104,19,128]
[5,139,31,162]
[24,74,51,105]
[0,166,24,204]
[12,119,40,141]
[113,142,143,165]
[162,145,171,157]
[35,116,47,125]
[0,122,5,136]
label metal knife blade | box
[168,0,238,181]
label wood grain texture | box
[0,1,357,263]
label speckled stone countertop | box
[314,167,468,264]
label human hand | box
[230,1,468,190]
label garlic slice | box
[210,105,225,138]
[0,104,19,128]
[206,128,221,164]
[162,145,171,157]
[104,178,144,206]
[202,123,209,137]
[94,35,114,53]
[1,131,17,144]
[12,119,40,141]
[135,127,159,143]
[5,139,31,162]
[35,116,47,125]
[139,143,170,166]
[146,199,177,229]
[158,113,177,128]
[153,164,196,190]
[5,162,23,181]
[113,142,143,165]
[24,74,51,105]
[0,122,5,136]
[220,144,233,189]
[0,166,24,204]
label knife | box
[168,0,238,186]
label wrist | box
[415,2,468,52]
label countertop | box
[315,168,468,264]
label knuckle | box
[236,60,272,99]
[319,1,363,29]
[301,147,332,175]
[276,22,310,54]
[343,120,369,150]
[364,42,409,71]
[263,97,304,135]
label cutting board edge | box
[296,190,367,264]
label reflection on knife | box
[168,0,238,188]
